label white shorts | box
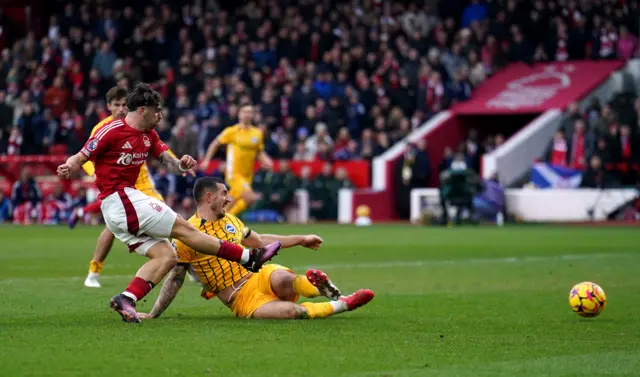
[101,187,177,256]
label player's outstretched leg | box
[170,216,280,271]
[84,227,115,288]
[68,200,102,229]
[306,269,342,300]
[110,240,177,323]
[252,290,374,319]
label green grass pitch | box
[1,224,639,377]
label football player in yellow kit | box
[201,105,273,217]
[70,86,172,288]
[138,177,374,320]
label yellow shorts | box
[227,177,252,200]
[231,264,296,318]
[137,186,164,202]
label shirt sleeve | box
[150,130,169,158]
[80,134,111,161]
[216,127,234,145]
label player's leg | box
[252,301,308,319]
[110,239,176,323]
[84,226,115,288]
[169,215,279,271]
[252,293,375,319]
[69,200,102,229]
[268,268,341,301]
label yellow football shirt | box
[174,213,250,295]
[217,124,264,182]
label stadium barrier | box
[482,60,635,186]
[338,112,455,223]
[410,188,639,223]
[481,109,563,186]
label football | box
[569,282,607,318]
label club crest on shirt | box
[143,135,151,147]
[87,140,98,151]
[225,223,236,234]
[251,137,258,144]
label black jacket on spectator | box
[11,179,41,206]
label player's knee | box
[270,270,296,301]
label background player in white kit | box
[57,83,280,323]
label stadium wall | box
[339,112,460,223]
[410,188,640,222]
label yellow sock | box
[300,302,334,319]
[89,260,104,274]
[228,199,248,216]
[293,275,320,298]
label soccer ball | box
[569,282,606,318]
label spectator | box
[92,41,117,78]
[567,119,595,170]
[169,116,199,158]
[580,155,609,188]
[0,191,12,223]
[547,130,569,166]
[0,91,14,146]
[396,144,430,219]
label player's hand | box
[137,313,154,320]
[57,163,72,179]
[301,235,323,250]
[261,158,273,170]
[179,155,197,177]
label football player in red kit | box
[57,83,281,323]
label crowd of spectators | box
[0,0,638,161]
[547,95,640,188]
[0,0,639,223]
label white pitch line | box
[0,252,636,285]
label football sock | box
[227,199,248,216]
[89,260,104,274]
[122,277,154,302]
[82,200,102,215]
[217,241,250,263]
[293,275,320,298]
[300,302,335,319]
[300,301,348,319]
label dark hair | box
[193,177,226,203]
[105,86,128,104]
[125,83,162,111]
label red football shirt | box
[80,118,169,199]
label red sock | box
[124,277,153,302]
[83,200,102,215]
[217,241,245,263]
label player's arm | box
[57,152,90,179]
[201,138,222,168]
[157,150,197,176]
[242,229,323,250]
[201,128,233,168]
[257,151,273,169]
[140,263,188,319]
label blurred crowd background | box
[0,0,638,224]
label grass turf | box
[0,224,639,377]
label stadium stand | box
[0,0,639,224]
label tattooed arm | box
[157,151,197,176]
[139,263,188,319]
